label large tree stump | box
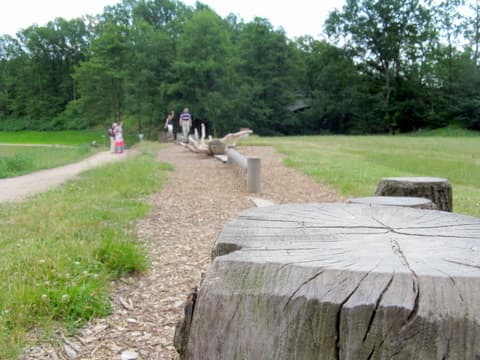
[181,203,480,360]
[349,196,435,209]
[375,177,452,211]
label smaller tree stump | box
[375,177,452,211]
[349,196,435,209]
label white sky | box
[0,0,344,39]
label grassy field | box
[0,130,105,146]
[0,130,131,178]
[0,141,171,359]
[244,132,480,217]
[0,130,107,178]
[0,145,95,178]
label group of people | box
[108,122,124,153]
[164,107,192,141]
[106,107,191,151]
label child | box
[164,110,174,140]
[114,122,124,153]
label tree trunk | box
[375,177,452,212]
[179,203,480,359]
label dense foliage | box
[1,0,479,135]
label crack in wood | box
[398,222,480,230]
[441,338,451,360]
[241,247,319,252]
[425,263,467,305]
[374,214,422,336]
[283,269,326,310]
[445,258,480,271]
[335,265,379,360]
[372,216,480,240]
[366,345,376,360]
[278,257,347,271]
[391,229,480,241]
[362,272,395,344]
[391,238,420,332]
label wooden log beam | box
[375,177,452,212]
[179,203,480,359]
[226,148,248,170]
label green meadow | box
[0,130,106,178]
[0,130,105,146]
[0,145,95,178]
[0,141,170,359]
[245,131,480,217]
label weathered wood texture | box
[207,139,226,155]
[227,148,261,193]
[375,177,452,212]
[174,287,198,358]
[349,196,435,209]
[246,157,261,193]
[176,134,188,144]
[183,203,480,360]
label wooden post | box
[375,177,452,211]
[247,157,261,193]
[226,148,261,193]
[178,203,480,359]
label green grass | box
[0,130,106,146]
[243,132,480,217]
[0,142,172,359]
[0,130,108,178]
[0,145,95,178]
[410,125,480,137]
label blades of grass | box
[0,143,171,358]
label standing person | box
[114,122,125,153]
[164,110,175,141]
[179,108,192,141]
[108,122,117,153]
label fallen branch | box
[220,129,253,146]
[180,128,253,155]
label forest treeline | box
[1,0,480,136]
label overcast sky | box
[0,0,344,39]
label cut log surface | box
[349,196,435,209]
[375,176,452,212]
[185,203,480,360]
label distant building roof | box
[287,98,311,112]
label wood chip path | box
[20,144,342,359]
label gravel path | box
[20,144,343,359]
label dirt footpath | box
[21,144,342,359]
[0,150,131,203]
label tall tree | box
[295,38,371,133]
[73,21,130,126]
[124,18,173,135]
[234,18,297,135]
[167,9,235,135]
[0,18,90,129]
[326,0,436,132]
